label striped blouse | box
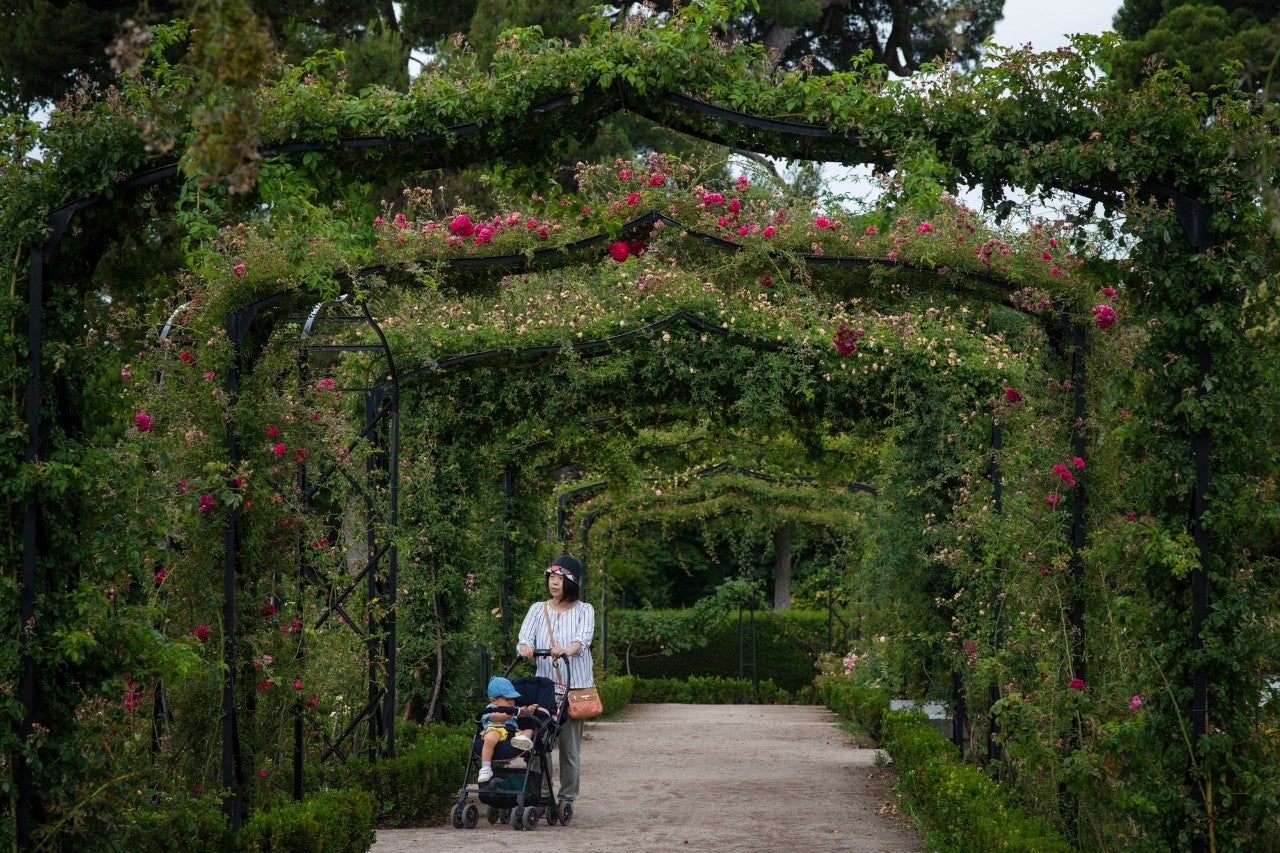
[517,599,595,690]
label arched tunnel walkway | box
[372,704,921,852]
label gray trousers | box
[557,717,584,803]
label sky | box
[821,0,1126,216]
[989,0,1122,51]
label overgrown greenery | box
[3,1,1280,850]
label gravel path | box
[372,703,921,852]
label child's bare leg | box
[480,729,500,762]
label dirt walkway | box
[372,703,921,852]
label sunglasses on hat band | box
[546,564,577,583]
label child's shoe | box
[510,734,533,751]
[477,767,493,784]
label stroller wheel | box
[449,804,464,829]
[500,808,512,824]
[463,803,479,829]
[545,803,559,825]
[559,801,573,826]
[522,806,540,830]
[511,808,525,831]
[487,805,500,824]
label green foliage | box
[236,788,376,852]
[882,711,1073,852]
[336,729,471,827]
[629,675,795,704]
[1112,2,1280,95]
[616,606,827,692]
[816,675,891,740]
[596,674,635,715]
[4,8,1280,851]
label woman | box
[516,553,595,810]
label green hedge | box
[815,675,891,740]
[363,727,471,826]
[237,788,376,853]
[116,792,230,850]
[630,675,795,704]
[597,674,635,715]
[617,609,830,692]
[881,711,1072,852]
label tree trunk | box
[773,526,792,610]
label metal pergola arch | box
[15,85,1215,848]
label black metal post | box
[293,705,304,801]
[1060,322,1088,845]
[1190,335,1211,853]
[364,389,381,757]
[502,466,514,641]
[384,389,399,758]
[18,244,46,850]
[601,553,609,670]
[222,311,245,829]
[988,421,1003,764]
[1069,324,1087,685]
[827,562,834,651]
[738,604,744,680]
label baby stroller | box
[450,651,574,831]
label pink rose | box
[135,411,153,432]
[233,263,246,278]
[832,324,865,356]
[1068,677,1085,690]
[448,214,475,237]
[1004,387,1022,402]
[608,241,631,262]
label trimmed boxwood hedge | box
[237,788,377,852]
[815,675,890,740]
[617,609,830,692]
[630,675,795,704]
[880,711,1072,852]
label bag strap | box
[543,603,564,688]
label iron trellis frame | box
[15,86,1216,849]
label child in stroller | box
[476,675,538,783]
[450,653,575,831]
